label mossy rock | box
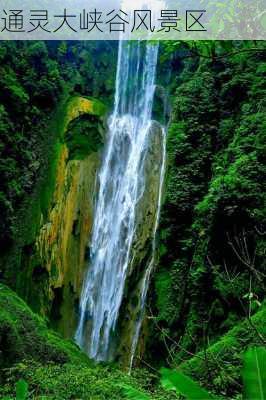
[0,283,89,369]
[0,284,175,399]
[62,96,107,136]
[65,114,104,160]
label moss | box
[0,283,88,370]
[155,270,172,322]
[65,114,104,160]
[50,262,59,281]
[39,95,106,214]
[1,360,178,400]
[40,140,63,218]
[2,362,125,400]
[0,284,175,400]
[63,96,106,136]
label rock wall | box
[117,121,165,365]
[32,96,105,338]
[20,96,164,357]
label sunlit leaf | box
[161,368,218,399]
[120,384,151,400]
[243,347,266,400]
[16,379,28,400]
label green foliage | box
[120,384,151,400]
[65,115,103,160]
[2,379,29,400]
[16,379,28,400]
[0,284,89,369]
[0,39,265,400]
[160,346,266,400]
[152,41,266,399]
[243,347,266,400]
[0,41,117,282]
[0,42,116,336]
[121,346,266,400]
[154,270,173,322]
[8,362,175,400]
[39,140,63,217]
[179,306,266,398]
[161,368,217,399]
[3,362,127,400]
[0,285,173,400]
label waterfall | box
[75,40,166,363]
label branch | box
[255,225,266,236]
[227,232,265,282]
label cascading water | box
[75,39,166,363]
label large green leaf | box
[243,347,266,400]
[161,368,218,400]
[16,379,28,400]
[120,384,151,400]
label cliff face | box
[117,121,165,364]
[30,96,105,337]
[37,152,99,337]
[15,92,165,354]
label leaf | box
[161,375,177,392]
[16,379,28,400]
[120,384,151,400]
[161,368,218,400]
[243,347,266,400]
